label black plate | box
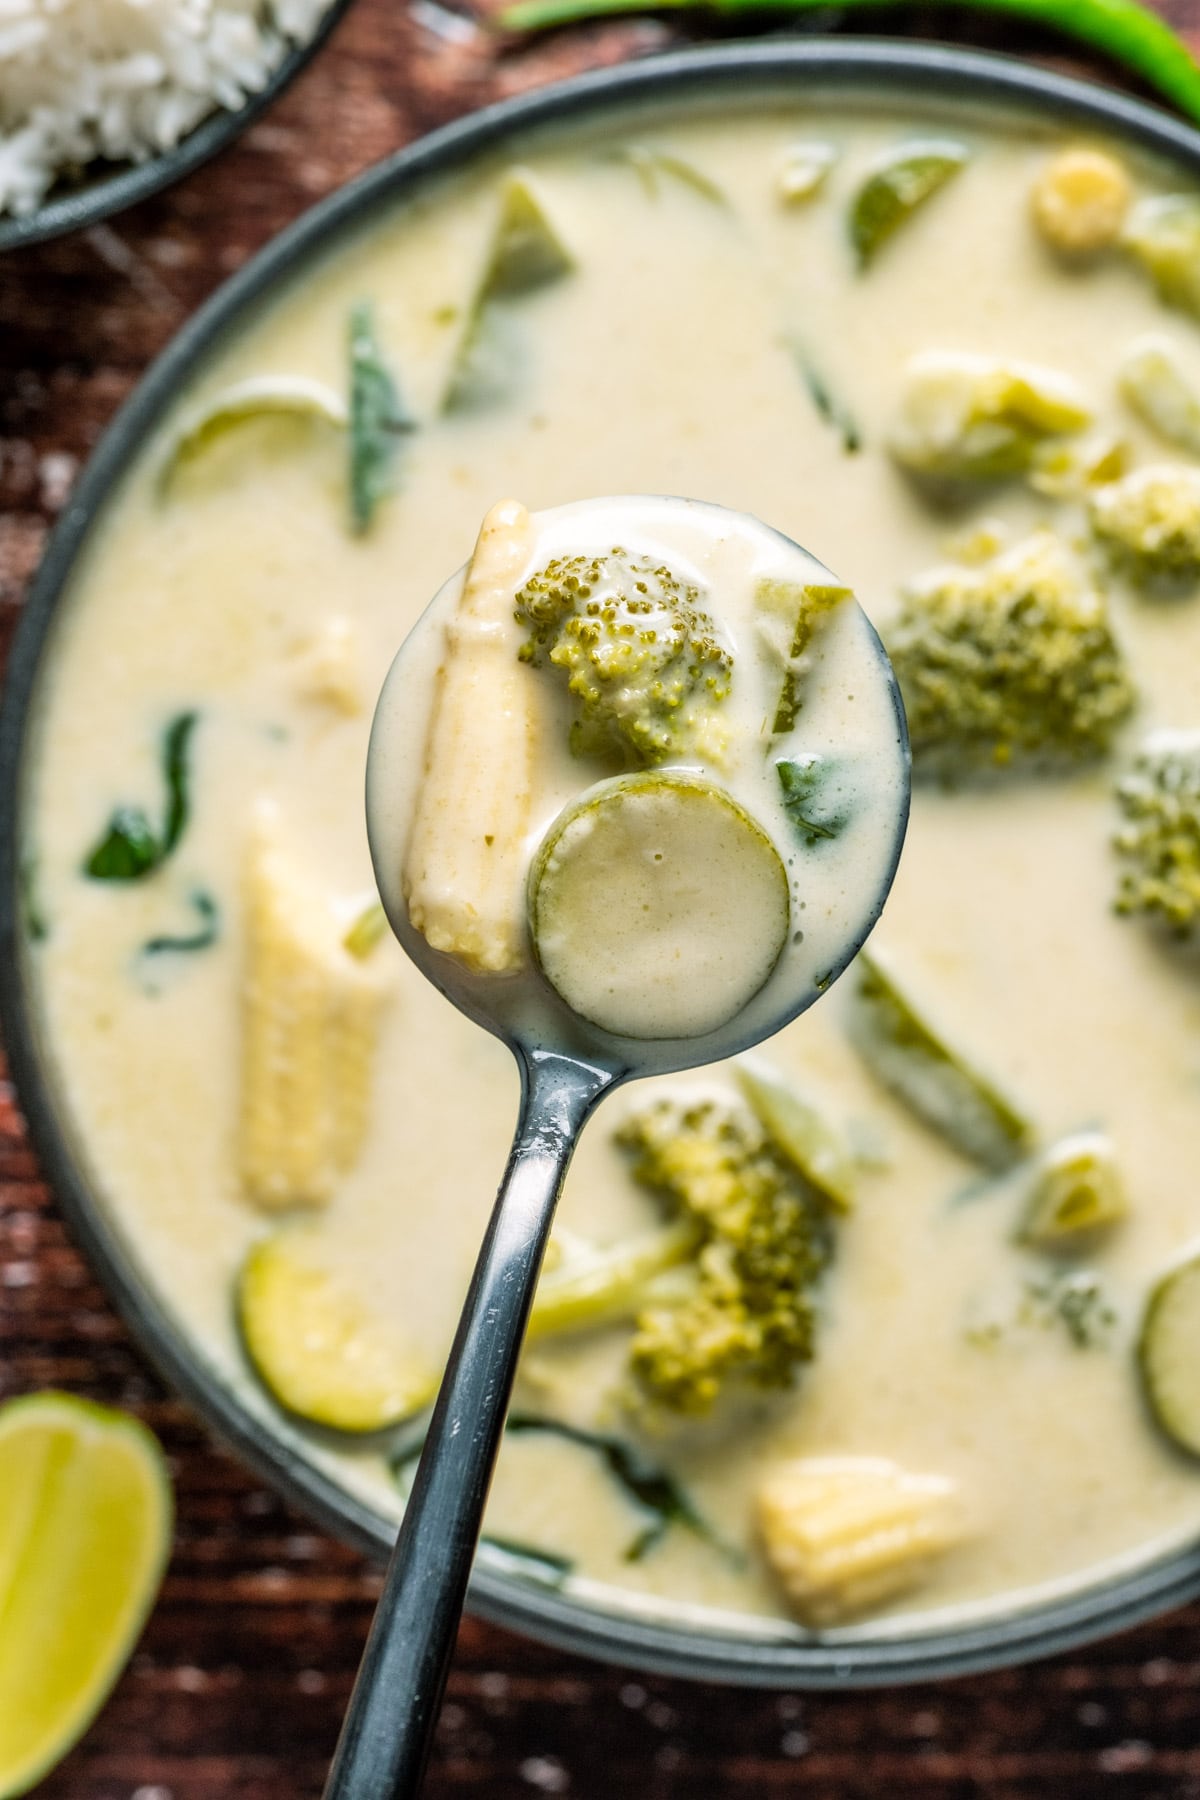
[0,0,357,253]
[4,40,1200,1686]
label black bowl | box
[0,0,357,253]
[5,39,1200,1686]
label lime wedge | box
[0,1393,172,1798]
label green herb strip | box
[791,344,861,454]
[85,712,198,882]
[19,856,49,942]
[478,1536,575,1586]
[349,301,413,535]
[604,146,730,209]
[141,890,220,958]
[505,1412,730,1563]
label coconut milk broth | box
[23,99,1200,1633]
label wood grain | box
[6,3,1200,1794]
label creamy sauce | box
[22,98,1200,1639]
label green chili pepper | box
[495,0,1200,129]
[348,302,414,535]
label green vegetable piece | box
[890,351,1093,487]
[496,0,1200,138]
[85,807,160,881]
[1028,433,1128,500]
[348,302,414,535]
[504,1413,727,1562]
[1090,464,1200,587]
[343,899,390,959]
[528,773,789,1041]
[850,141,968,268]
[158,375,347,489]
[790,341,861,454]
[1022,1269,1117,1349]
[516,548,734,765]
[1124,194,1200,318]
[1120,336,1200,455]
[486,171,577,294]
[777,141,837,204]
[1112,730,1200,932]
[605,145,729,208]
[756,578,852,735]
[443,169,574,414]
[528,1218,702,1337]
[141,889,219,958]
[1017,1131,1127,1248]
[1139,1254,1200,1455]
[848,946,1034,1171]
[613,1094,835,1416]
[19,854,48,943]
[479,1537,574,1587]
[886,531,1135,775]
[84,712,197,882]
[736,1059,856,1213]
[774,754,849,845]
[237,1231,438,1434]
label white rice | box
[0,0,336,218]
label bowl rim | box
[0,0,357,254]
[6,37,1200,1688]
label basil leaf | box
[504,1412,728,1564]
[84,710,199,882]
[776,754,849,845]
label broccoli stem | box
[528,1219,703,1338]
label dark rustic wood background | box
[6,3,1200,1794]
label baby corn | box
[240,827,384,1210]
[757,1456,963,1627]
[403,497,538,973]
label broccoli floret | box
[1112,731,1200,932]
[1089,465,1200,588]
[886,531,1135,775]
[532,1092,837,1415]
[613,1096,834,1416]
[514,549,733,765]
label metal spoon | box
[324,496,910,1800]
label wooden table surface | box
[6,3,1200,1794]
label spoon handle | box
[323,1046,615,1800]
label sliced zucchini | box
[1139,1253,1200,1455]
[237,1232,437,1434]
[159,375,347,488]
[528,772,789,1040]
[1017,1131,1127,1248]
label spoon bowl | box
[328,495,910,1800]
